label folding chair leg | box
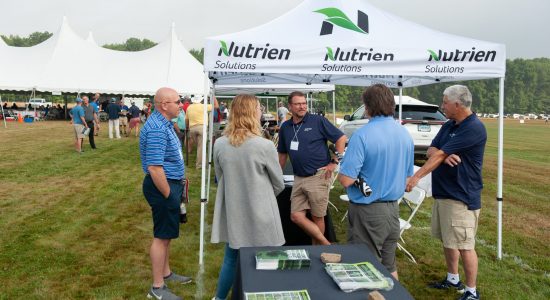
[328,200,339,212]
[397,242,417,264]
[341,210,348,222]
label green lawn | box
[0,119,549,299]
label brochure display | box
[325,262,393,292]
[245,289,311,300]
[255,249,311,270]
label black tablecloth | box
[276,186,337,245]
[232,244,414,300]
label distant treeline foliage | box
[2,32,549,114]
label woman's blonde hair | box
[223,94,261,146]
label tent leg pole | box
[398,87,403,122]
[0,96,7,128]
[199,75,211,266]
[332,90,336,124]
[497,77,505,260]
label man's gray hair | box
[443,85,472,108]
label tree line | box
[1,32,548,114]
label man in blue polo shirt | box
[68,97,89,153]
[407,85,486,300]
[278,91,347,246]
[338,84,414,280]
[140,87,190,300]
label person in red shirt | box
[182,96,191,112]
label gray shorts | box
[348,201,400,273]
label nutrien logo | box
[427,48,496,62]
[218,40,291,60]
[314,7,368,35]
[324,47,394,62]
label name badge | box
[290,141,299,151]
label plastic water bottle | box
[180,202,187,223]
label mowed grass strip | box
[0,119,549,299]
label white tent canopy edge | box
[200,0,506,265]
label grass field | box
[0,119,549,299]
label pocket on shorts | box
[451,219,475,242]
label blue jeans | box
[215,244,239,300]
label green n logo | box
[325,47,335,61]
[314,7,369,35]
[219,40,229,56]
[427,49,440,61]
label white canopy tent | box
[200,0,506,264]
[0,17,206,96]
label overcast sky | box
[0,0,548,59]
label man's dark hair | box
[288,91,305,104]
[362,84,395,117]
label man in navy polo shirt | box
[278,91,347,245]
[140,87,190,300]
[407,85,487,300]
[338,84,414,280]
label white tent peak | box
[0,17,207,95]
[86,31,97,46]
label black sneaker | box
[428,278,465,293]
[458,290,479,300]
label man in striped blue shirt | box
[140,87,189,300]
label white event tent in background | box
[201,0,506,264]
[0,17,205,96]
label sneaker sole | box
[167,279,192,285]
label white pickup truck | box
[28,98,53,108]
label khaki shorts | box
[431,199,480,250]
[73,124,85,139]
[119,117,128,126]
[290,170,331,217]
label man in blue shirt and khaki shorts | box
[278,91,347,246]
[407,85,487,300]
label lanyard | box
[292,122,303,142]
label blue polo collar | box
[152,110,172,127]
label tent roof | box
[86,31,98,46]
[0,18,206,96]
[204,0,505,87]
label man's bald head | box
[154,87,180,119]
[154,87,179,107]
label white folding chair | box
[339,194,349,222]
[397,186,426,264]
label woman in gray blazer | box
[211,94,285,300]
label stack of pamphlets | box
[325,262,392,292]
[255,249,310,270]
[245,290,311,300]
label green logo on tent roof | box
[427,49,440,61]
[314,7,369,35]
[220,41,229,56]
[326,47,335,61]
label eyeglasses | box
[163,100,181,105]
